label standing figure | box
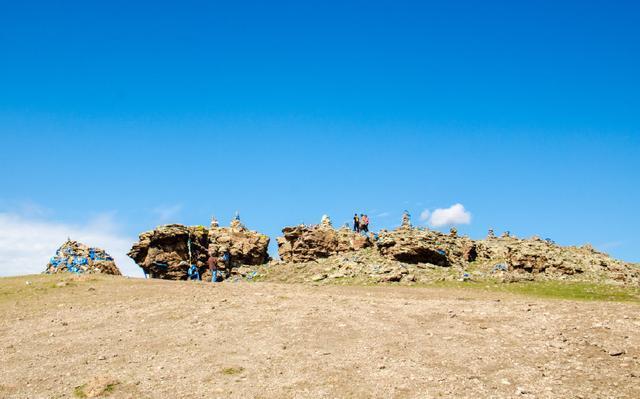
[361,214,370,233]
[220,247,231,278]
[353,213,360,233]
[207,253,218,282]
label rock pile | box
[128,217,270,280]
[475,235,639,283]
[45,240,121,275]
[277,216,372,262]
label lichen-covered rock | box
[279,213,640,285]
[475,235,639,283]
[45,240,121,275]
[277,216,372,262]
[247,215,640,286]
[128,219,269,280]
[207,218,270,278]
[376,227,450,266]
[127,224,209,280]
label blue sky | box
[1,0,639,275]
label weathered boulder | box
[207,217,270,278]
[277,216,372,262]
[128,224,209,279]
[376,227,450,266]
[128,219,269,280]
[45,240,121,275]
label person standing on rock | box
[359,214,366,234]
[353,213,360,233]
[361,214,369,233]
[207,253,218,282]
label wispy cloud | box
[597,241,626,251]
[419,209,430,222]
[420,203,472,227]
[0,212,141,277]
[376,212,390,218]
[152,204,182,223]
[0,199,52,218]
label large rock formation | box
[277,215,372,262]
[128,217,269,280]
[207,217,271,276]
[376,227,477,267]
[374,212,475,266]
[45,240,121,275]
[475,235,639,283]
[128,224,209,280]
[267,213,640,286]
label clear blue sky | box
[1,0,639,269]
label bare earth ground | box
[1,275,639,399]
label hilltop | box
[124,215,640,288]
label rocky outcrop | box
[267,214,640,286]
[207,217,270,277]
[45,240,121,275]
[277,216,372,262]
[376,224,479,266]
[376,229,448,266]
[128,218,270,280]
[128,224,209,280]
[475,235,639,283]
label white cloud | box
[0,212,142,277]
[419,209,431,222]
[429,203,471,227]
[421,203,472,227]
[152,204,182,223]
[376,212,390,218]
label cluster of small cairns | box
[43,212,640,286]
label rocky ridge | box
[260,214,640,286]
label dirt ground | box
[1,275,639,398]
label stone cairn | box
[45,239,121,275]
[401,210,412,228]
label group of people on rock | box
[353,213,370,233]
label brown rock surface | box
[376,226,477,266]
[128,219,269,280]
[44,240,121,275]
[128,224,209,280]
[277,216,372,262]
[207,218,270,278]
[475,235,640,284]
